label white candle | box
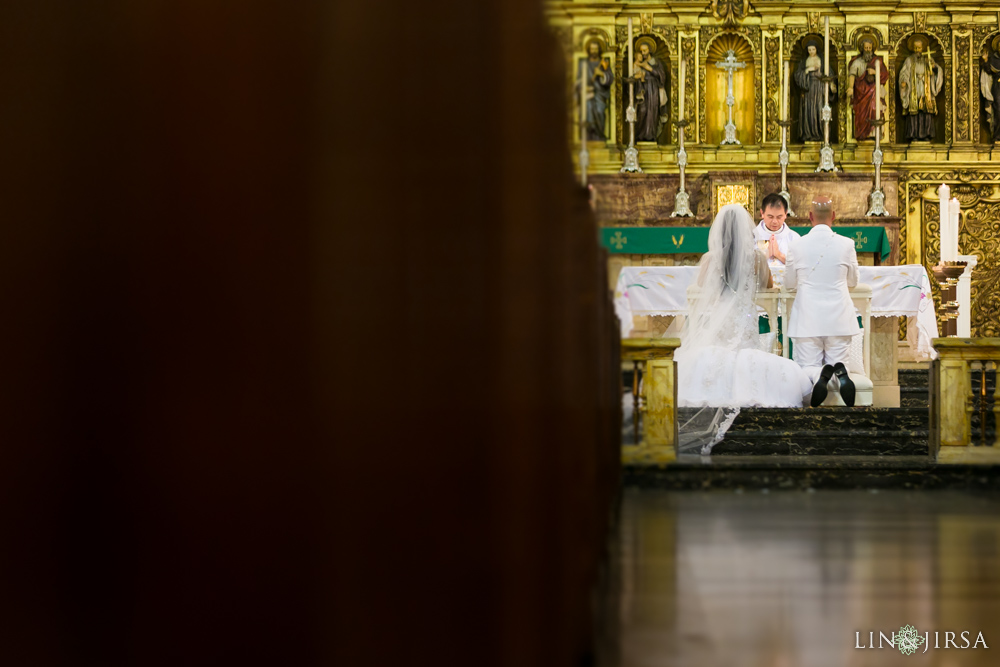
[874,57,881,120]
[824,17,830,76]
[678,57,686,120]
[950,197,961,259]
[782,60,788,121]
[627,18,633,80]
[939,184,951,260]
[580,59,587,146]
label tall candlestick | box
[782,60,788,121]
[678,58,686,120]
[939,184,951,259]
[621,18,641,172]
[874,57,881,120]
[823,17,830,107]
[627,18,633,81]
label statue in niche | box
[980,36,1000,143]
[580,39,613,141]
[898,34,943,141]
[794,39,835,142]
[847,36,888,140]
[631,37,668,142]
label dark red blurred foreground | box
[0,1,619,665]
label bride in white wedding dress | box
[677,204,813,454]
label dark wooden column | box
[0,1,619,665]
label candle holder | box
[621,102,642,173]
[671,119,693,217]
[932,261,968,337]
[776,119,796,217]
[815,75,838,173]
[578,120,590,187]
[866,119,888,216]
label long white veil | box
[676,204,764,454]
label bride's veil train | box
[676,204,771,454]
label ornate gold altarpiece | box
[549,0,1000,336]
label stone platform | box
[626,366,1000,489]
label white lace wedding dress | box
[676,204,813,454]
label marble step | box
[898,368,930,388]
[624,455,1000,490]
[710,429,928,456]
[716,406,927,432]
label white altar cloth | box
[614,265,939,359]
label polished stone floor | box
[595,488,1000,667]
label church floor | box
[594,488,1000,667]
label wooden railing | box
[931,338,1000,460]
[621,338,681,463]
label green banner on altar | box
[600,226,891,261]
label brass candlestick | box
[932,261,968,337]
[866,119,888,216]
[671,119,693,217]
[816,74,838,172]
[776,119,795,216]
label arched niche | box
[789,34,840,144]
[575,31,615,144]
[705,34,755,145]
[978,31,1000,144]
[617,33,671,144]
[893,32,947,144]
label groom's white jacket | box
[783,224,861,337]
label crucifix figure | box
[715,49,746,145]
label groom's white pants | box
[792,335,854,385]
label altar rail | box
[931,339,1000,460]
[621,338,680,464]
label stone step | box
[710,429,928,456]
[900,385,929,407]
[713,406,928,432]
[623,455,1000,490]
[898,368,930,388]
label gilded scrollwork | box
[765,35,780,141]
[755,54,763,143]
[699,55,707,143]
[914,12,927,34]
[681,35,697,140]
[711,0,752,28]
[955,31,972,142]
[807,12,821,35]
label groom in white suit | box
[784,196,860,407]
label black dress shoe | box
[811,364,835,407]
[833,362,856,407]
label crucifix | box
[715,50,746,145]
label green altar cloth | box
[601,225,891,261]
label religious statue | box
[898,35,943,142]
[980,37,1000,143]
[847,36,888,140]
[794,40,835,142]
[579,39,614,141]
[631,37,668,142]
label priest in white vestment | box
[753,193,800,282]
[784,196,860,407]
